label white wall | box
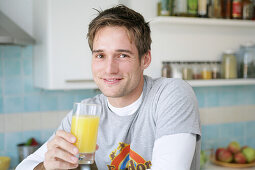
[0,0,33,36]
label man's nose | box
[105,57,118,74]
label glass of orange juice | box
[71,103,101,164]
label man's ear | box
[141,50,151,69]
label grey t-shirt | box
[59,76,201,170]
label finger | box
[44,157,78,170]
[96,144,99,150]
[56,130,76,143]
[48,136,79,155]
[49,147,79,165]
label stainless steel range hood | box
[0,10,35,45]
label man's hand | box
[44,130,79,169]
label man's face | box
[91,26,148,99]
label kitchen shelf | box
[150,16,255,27]
[187,79,255,87]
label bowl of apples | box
[210,141,255,168]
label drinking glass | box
[71,103,101,164]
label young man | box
[16,5,201,170]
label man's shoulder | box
[81,93,104,104]
[145,75,190,90]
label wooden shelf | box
[187,79,255,87]
[150,16,255,27]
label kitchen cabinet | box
[33,0,118,90]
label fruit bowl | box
[210,154,255,168]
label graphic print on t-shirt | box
[107,142,151,170]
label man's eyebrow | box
[116,49,134,55]
[92,49,134,55]
[92,49,103,53]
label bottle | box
[213,0,222,18]
[182,62,193,80]
[239,42,255,78]
[201,62,212,79]
[159,0,171,16]
[198,0,208,17]
[171,62,183,78]
[242,0,253,20]
[173,0,188,16]
[221,50,237,79]
[188,0,198,17]
[161,61,171,78]
[221,0,232,19]
[192,62,202,79]
[232,0,243,19]
[211,61,221,79]
[207,0,214,18]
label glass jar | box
[171,62,183,78]
[202,62,212,79]
[211,61,221,79]
[221,50,237,79]
[239,42,255,78]
[161,61,171,78]
[192,62,202,79]
[182,62,193,80]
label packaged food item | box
[238,42,255,78]
[242,0,253,20]
[182,62,193,80]
[213,0,222,18]
[232,0,243,19]
[159,0,171,16]
[198,0,208,17]
[171,62,183,78]
[221,0,232,19]
[173,0,188,16]
[161,61,171,78]
[192,62,202,79]
[202,62,212,79]
[188,0,198,16]
[221,50,237,79]
[211,61,221,79]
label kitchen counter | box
[205,162,255,170]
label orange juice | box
[71,115,100,153]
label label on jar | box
[232,0,242,18]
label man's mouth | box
[102,78,123,85]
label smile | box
[103,78,123,85]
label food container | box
[17,143,39,162]
[0,156,10,170]
[161,61,171,78]
[201,62,212,80]
[221,50,237,79]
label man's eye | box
[96,54,103,58]
[120,54,127,58]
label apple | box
[218,148,233,163]
[234,152,246,164]
[242,147,255,163]
[228,141,241,154]
[241,145,248,151]
[216,148,226,160]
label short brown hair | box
[87,5,151,59]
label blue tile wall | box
[0,45,100,114]
[1,45,255,168]
[193,86,255,108]
[0,133,4,151]
[201,121,255,152]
